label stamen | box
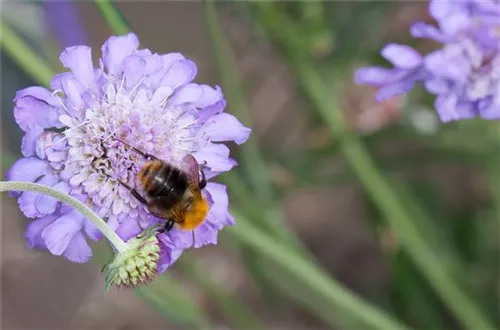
[51,90,72,115]
[102,127,120,142]
[62,119,92,135]
[178,119,199,130]
[175,146,194,152]
[159,96,170,108]
[117,75,126,96]
[175,136,200,142]
[45,136,69,149]
[127,77,145,99]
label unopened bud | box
[102,226,161,293]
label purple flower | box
[355,43,428,101]
[7,33,250,271]
[424,39,500,121]
[355,0,500,123]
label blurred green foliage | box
[1,1,499,329]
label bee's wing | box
[181,154,200,188]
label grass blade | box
[0,20,55,86]
[230,211,411,330]
[94,0,131,36]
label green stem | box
[487,126,500,324]
[94,0,131,36]
[0,21,55,86]
[230,212,411,330]
[254,6,494,330]
[0,181,129,252]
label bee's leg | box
[166,220,175,231]
[93,156,149,205]
[158,220,175,233]
[114,178,149,206]
[114,137,159,161]
[199,160,207,189]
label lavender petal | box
[63,231,92,263]
[41,211,83,255]
[202,113,251,145]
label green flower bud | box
[102,226,161,293]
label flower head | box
[8,33,249,271]
[102,226,175,292]
[355,0,500,123]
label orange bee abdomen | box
[181,197,209,230]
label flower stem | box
[94,0,131,36]
[0,20,55,87]
[0,181,129,253]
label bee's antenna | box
[192,230,196,248]
[113,137,158,161]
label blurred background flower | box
[356,0,500,123]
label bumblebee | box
[111,138,209,236]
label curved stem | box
[0,181,129,253]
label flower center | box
[57,79,203,224]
